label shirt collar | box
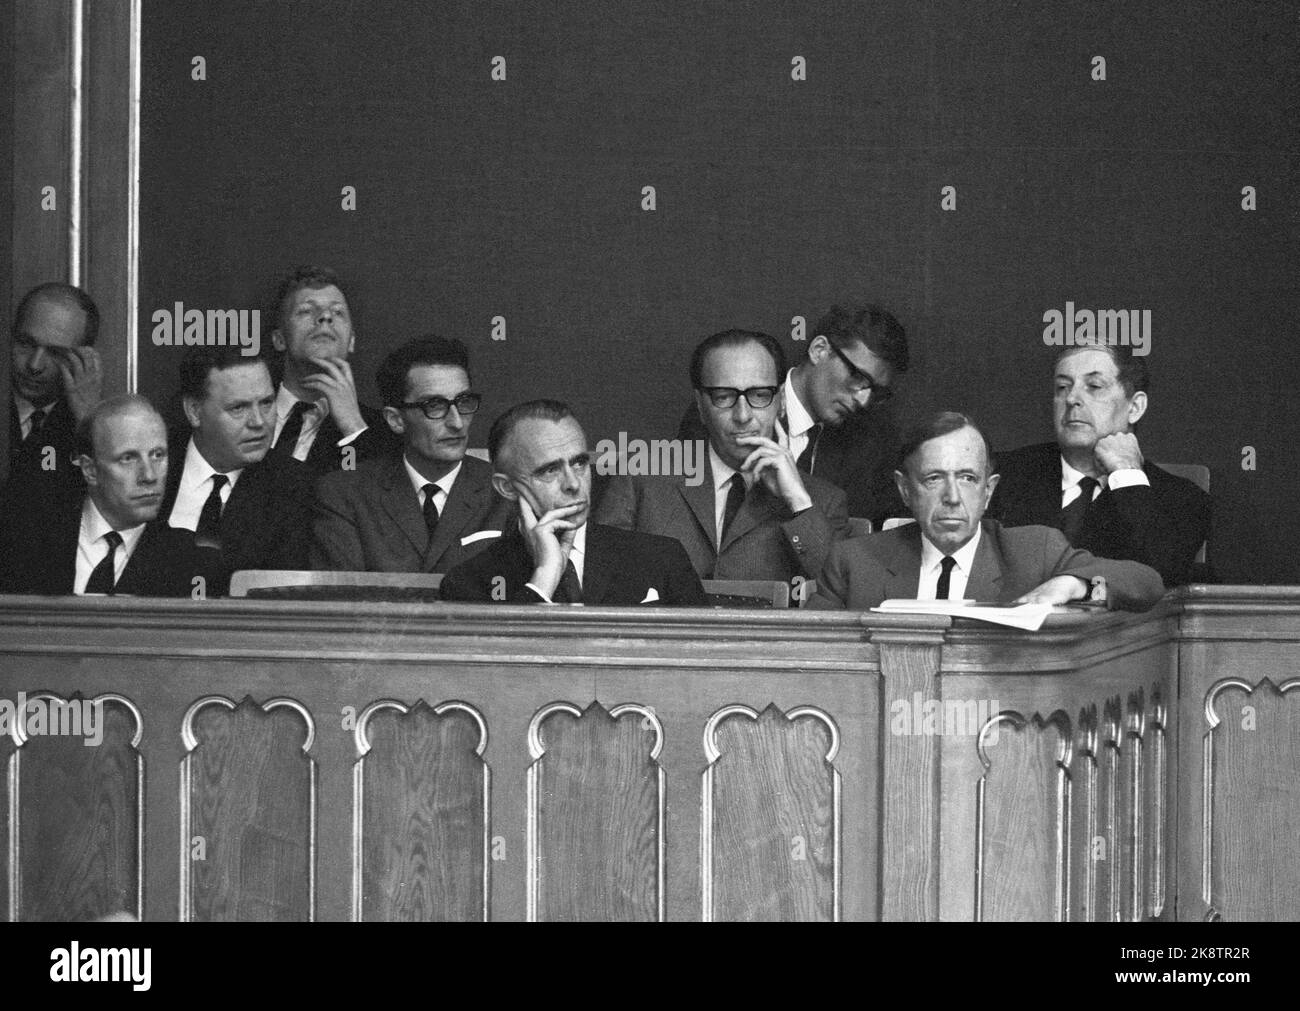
[569,521,587,562]
[708,443,747,494]
[919,523,983,575]
[782,369,816,440]
[1060,454,1106,493]
[403,455,462,500]
[13,393,51,426]
[80,496,148,553]
[275,382,326,420]
[183,437,243,494]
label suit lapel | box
[883,526,923,599]
[116,523,163,595]
[580,524,614,604]
[424,461,487,572]
[374,455,430,558]
[678,456,719,551]
[1031,446,1064,525]
[965,523,1006,601]
[719,480,778,554]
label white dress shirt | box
[13,394,55,441]
[403,455,461,517]
[708,444,753,548]
[1060,455,1148,507]
[781,370,818,465]
[167,438,242,530]
[272,384,368,461]
[526,521,587,603]
[916,525,983,601]
[75,498,147,594]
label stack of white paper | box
[870,599,1056,631]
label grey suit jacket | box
[310,453,513,574]
[810,519,1166,612]
[593,455,850,583]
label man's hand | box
[1012,574,1089,606]
[737,435,813,514]
[299,357,366,436]
[57,347,103,423]
[520,497,583,599]
[1094,431,1143,474]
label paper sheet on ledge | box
[870,599,1055,631]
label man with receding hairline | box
[0,395,222,596]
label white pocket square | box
[460,530,503,546]
[640,587,660,604]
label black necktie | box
[84,531,124,595]
[274,400,313,458]
[25,405,51,441]
[421,483,440,540]
[196,474,229,544]
[796,424,822,473]
[1060,476,1099,542]
[935,555,957,600]
[720,474,746,545]
[553,556,583,603]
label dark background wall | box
[138,0,1299,583]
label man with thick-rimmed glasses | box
[597,329,849,589]
[309,336,512,573]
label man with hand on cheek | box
[439,400,705,606]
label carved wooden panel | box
[975,711,1069,922]
[181,696,315,921]
[527,701,663,921]
[1094,696,1123,921]
[10,693,142,921]
[1119,688,1145,921]
[1203,677,1300,921]
[703,703,840,922]
[1145,688,1167,919]
[355,700,488,922]
[1069,704,1099,921]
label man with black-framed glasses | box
[309,336,512,573]
[597,329,849,590]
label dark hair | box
[74,394,162,459]
[488,399,575,466]
[272,265,351,333]
[896,412,994,475]
[688,329,786,389]
[812,302,908,373]
[178,345,270,401]
[13,282,100,347]
[376,336,472,407]
[1054,343,1150,398]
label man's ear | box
[893,469,911,510]
[984,471,1001,505]
[270,328,286,353]
[346,332,356,357]
[181,395,202,429]
[491,472,519,501]
[1126,391,1148,427]
[77,453,98,488]
[382,406,405,437]
[808,334,831,364]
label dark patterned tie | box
[421,483,440,540]
[25,404,51,441]
[720,474,746,545]
[796,424,823,473]
[553,557,583,603]
[935,555,957,600]
[84,531,124,595]
[1060,476,1099,543]
[196,474,229,544]
[273,400,313,459]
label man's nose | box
[247,408,268,431]
[139,459,162,484]
[28,347,47,371]
[731,398,754,424]
[941,477,961,503]
[852,387,873,409]
[443,405,464,431]
[560,463,581,492]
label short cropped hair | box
[688,329,787,389]
[896,411,994,475]
[13,282,100,347]
[272,265,351,332]
[177,345,270,402]
[74,394,162,459]
[812,302,908,373]
[1054,343,1150,398]
[376,336,472,407]
[488,399,575,467]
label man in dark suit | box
[441,400,705,605]
[811,412,1166,611]
[988,344,1210,587]
[160,346,312,574]
[4,282,103,511]
[597,329,849,587]
[310,336,512,574]
[676,303,909,527]
[0,395,222,596]
[263,265,395,478]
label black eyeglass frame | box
[398,392,483,420]
[697,386,781,409]
[826,341,892,402]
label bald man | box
[0,395,223,596]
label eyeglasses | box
[399,392,482,420]
[827,342,891,402]
[699,386,780,409]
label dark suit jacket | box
[810,519,1166,612]
[288,401,397,478]
[2,396,85,514]
[310,453,513,574]
[593,455,850,584]
[675,400,904,526]
[159,429,314,574]
[0,498,224,597]
[439,522,707,605]
[988,441,1211,587]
